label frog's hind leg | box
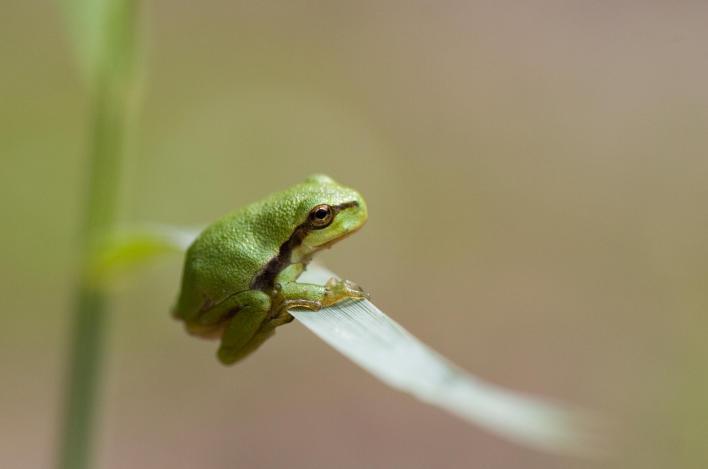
[183,290,251,339]
[217,290,271,365]
[220,305,301,364]
[218,326,275,365]
[184,321,228,339]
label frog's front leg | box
[274,277,368,317]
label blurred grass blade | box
[296,264,603,455]
[58,0,113,83]
[89,224,200,286]
[57,1,142,469]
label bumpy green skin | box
[173,174,368,364]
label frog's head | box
[290,174,368,258]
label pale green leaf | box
[296,264,605,455]
[96,225,606,455]
[88,224,199,286]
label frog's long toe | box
[344,280,369,299]
[325,277,369,301]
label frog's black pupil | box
[315,209,328,219]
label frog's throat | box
[249,201,360,291]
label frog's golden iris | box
[308,204,334,228]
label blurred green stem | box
[58,1,141,469]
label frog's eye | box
[308,204,334,228]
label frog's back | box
[173,196,300,321]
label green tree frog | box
[173,174,368,365]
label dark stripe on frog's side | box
[250,222,310,291]
[250,201,359,291]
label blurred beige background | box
[2,1,708,468]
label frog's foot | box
[323,277,369,307]
[267,310,296,327]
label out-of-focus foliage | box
[88,225,197,288]
[2,2,708,468]
[54,2,143,469]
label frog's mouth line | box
[313,221,365,250]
